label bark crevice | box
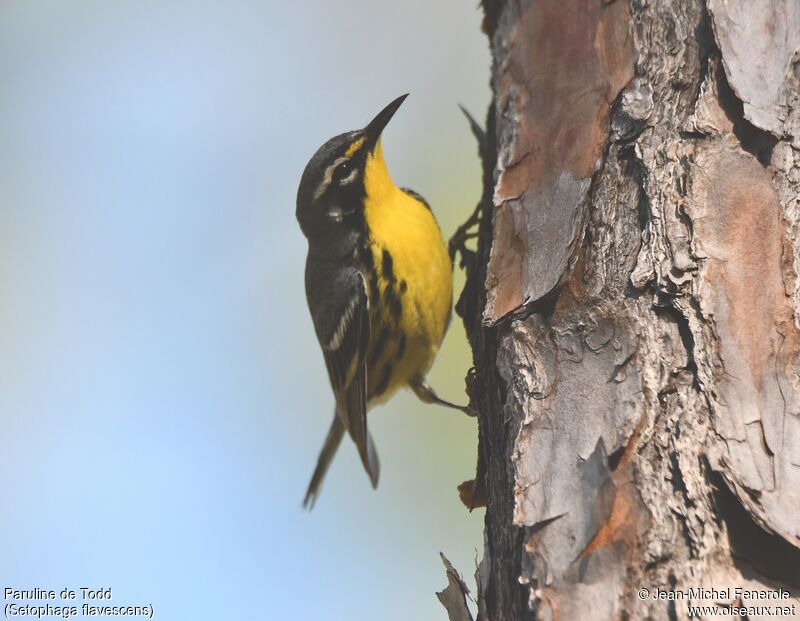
[449,0,800,618]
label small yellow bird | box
[296,94,466,508]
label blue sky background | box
[0,2,490,619]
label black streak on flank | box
[373,363,393,397]
[395,333,406,360]
[369,325,391,365]
[383,280,396,314]
[390,295,402,320]
[380,249,403,319]
[399,280,408,293]
[369,272,380,308]
[381,249,395,282]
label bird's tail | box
[362,430,380,489]
[303,413,345,510]
[303,411,381,510]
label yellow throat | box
[361,140,453,403]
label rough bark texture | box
[452,1,800,619]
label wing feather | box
[318,272,378,486]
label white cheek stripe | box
[326,207,343,223]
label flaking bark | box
[451,1,800,619]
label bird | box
[296,94,469,509]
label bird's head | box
[296,94,408,244]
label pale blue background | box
[0,2,489,619]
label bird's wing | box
[310,269,379,487]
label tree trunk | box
[452,1,800,619]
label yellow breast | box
[362,141,452,403]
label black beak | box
[364,94,408,150]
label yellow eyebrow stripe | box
[345,137,365,158]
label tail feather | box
[304,408,381,510]
[303,414,345,510]
[364,431,380,489]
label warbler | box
[296,94,466,509]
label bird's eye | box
[333,160,356,184]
